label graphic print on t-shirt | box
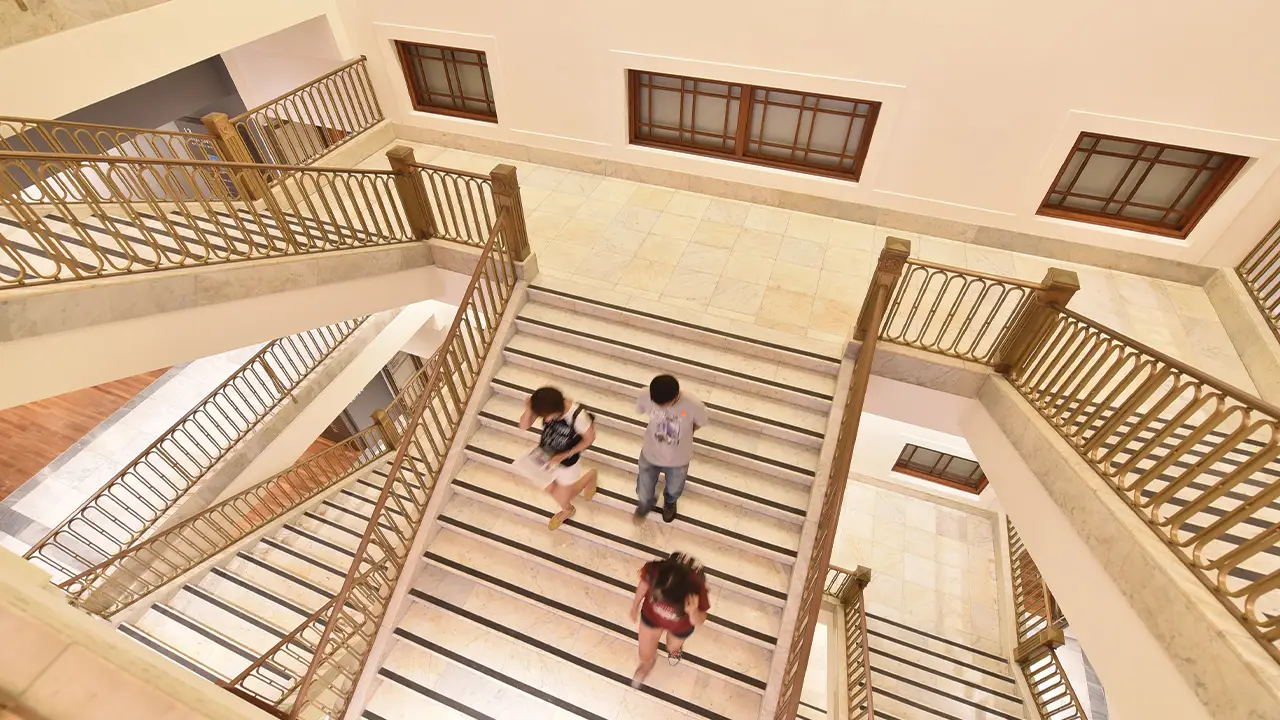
[651,409,682,446]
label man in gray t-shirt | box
[635,374,709,523]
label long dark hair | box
[649,552,702,607]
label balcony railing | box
[230,57,383,177]
[825,565,876,720]
[0,116,220,161]
[24,318,369,584]
[1237,219,1280,344]
[224,210,519,718]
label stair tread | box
[438,494,782,643]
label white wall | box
[220,16,347,112]
[332,0,1280,266]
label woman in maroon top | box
[628,552,710,688]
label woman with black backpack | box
[628,551,710,688]
[516,386,598,530]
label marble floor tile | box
[557,219,610,247]
[575,199,625,225]
[785,213,833,243]
[721,255,777,290]
[778,237,826,268]
[665,191,713,218]
[651,213,701,240]
[626,185,675,211]
[704,198,751,226]
[733,230,783,259]
[663,268,720,302]
[759,287,815,326]
[690,220,742,249]
[590,178,640,204]
[678,244,732,275]
[709,278,766,314]
[556,172,605,197]
[809,297,858,337]
[618,259,676,292]
[768,262,820,294]
[613,206,663,234]
[744,206,791,234]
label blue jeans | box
[636,452,689,511]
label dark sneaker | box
[634,503,653,518]
[661,502,677,523]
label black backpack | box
[539,405,593,466]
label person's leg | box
[547,466,596,529]
[635,453,660,516]
[666,628,692,664]
[634,621,663,687]
[660,463,689,523]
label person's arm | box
[684,585,709,627]
[548,424,595,465]
[630,576,650,622]
[518,396,535,431]
[691,396,709,433]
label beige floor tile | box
[778,237,826,268]
[612,206,662,234]
[575,249,633,284]
[810,297,858,336]
[755,314,810,337]
[724,253,775,285]
[626,185,675,211]
[744,205,791,234]
[660,294,711,312]
[734,229,783,258]
[662,268,719,301]
[677,243,731,275]
[617,258,677,292]
[650,213,701,240]
[690,220,742,248]
[572,198,624,224]
[595,225,647,256]
[706,305,757,323]
[769,261,821,294]
[539,191,589,216]
[785,212,833,243]
[708,277,767,314]
[556,219,609,247]
[526,212,572,241]
[665,191,713,218]
[759,287,815,326]
[555,172,604,197]
[635,234,688,263]
[704,198,751,226]
[538,242,592,274]
[519,167,570,190]
[588,177,639,203]
[918,237,968,267]
[830,220,877,248]
[823,244,872,276]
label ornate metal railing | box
[1236,219,1280,344]
[224,211,518,718]
[825,565,875,720]
[24,318,368,583]
[0,116,220,161]
[230,57,383,178]
[773,239,909,719]
[1008,521,1087,720]
[1007,305,1280,662]
[62,425,392,616]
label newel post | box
[387,146,436,239]
[994,267,1080,375]
[200,112,267,201]
[852,237,911,342]
[489,164,531,261]
[371,409,401,448]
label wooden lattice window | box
[893,444,988,494]
[1038,132,1246,238]
[629,70,879,181]
[396,41,497,122]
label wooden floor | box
[0,368,170,502]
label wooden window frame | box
[395,41,498,123]
[1037,132,1246,239]
[893,443,988,495]
[628,70,880,182]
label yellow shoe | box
[549,505,577,530]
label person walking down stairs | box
[630,551,711,689]
[515,386,599,529]
[634,374,708,523]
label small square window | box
[1037,132,1245,238]
[893,443,988,494]
[395,41,497,122]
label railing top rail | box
[229,56,369,122]
[1053,305,1280,416]
[0,148,397,175]
[0,116,216,139]
[408,159,494,181]
[902,256,1043,288]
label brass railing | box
[0,116,220,161]
[230,57,383,178]
[1007,305,1280,662]
[62,425,392,616]
[24,318,368,583]
[1236,219,1280,344]
[225,211,518,718]
[773,239,909,720]
[0,150,416,286]
[825,565,875,720]
[1008,521,1087,720]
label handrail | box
[24,318,368,583]
[773,238,910,720]
[1008,521,1088,720]
[825,565,876,720]
[1236,218,1280,345]
[0,116,220,160]
[228,57,384,176]
[0,149,415,287]
[226,211,518,718]
[62,424,392,617]
[1008,304,1280,663]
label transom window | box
[395,41,497,122]
[893,444,988,495]
[629,70,879,181]
[1038,132,1246,238]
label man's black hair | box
[530,386,565,416]
[649,374,680,405]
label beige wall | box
[0,548,272,720]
